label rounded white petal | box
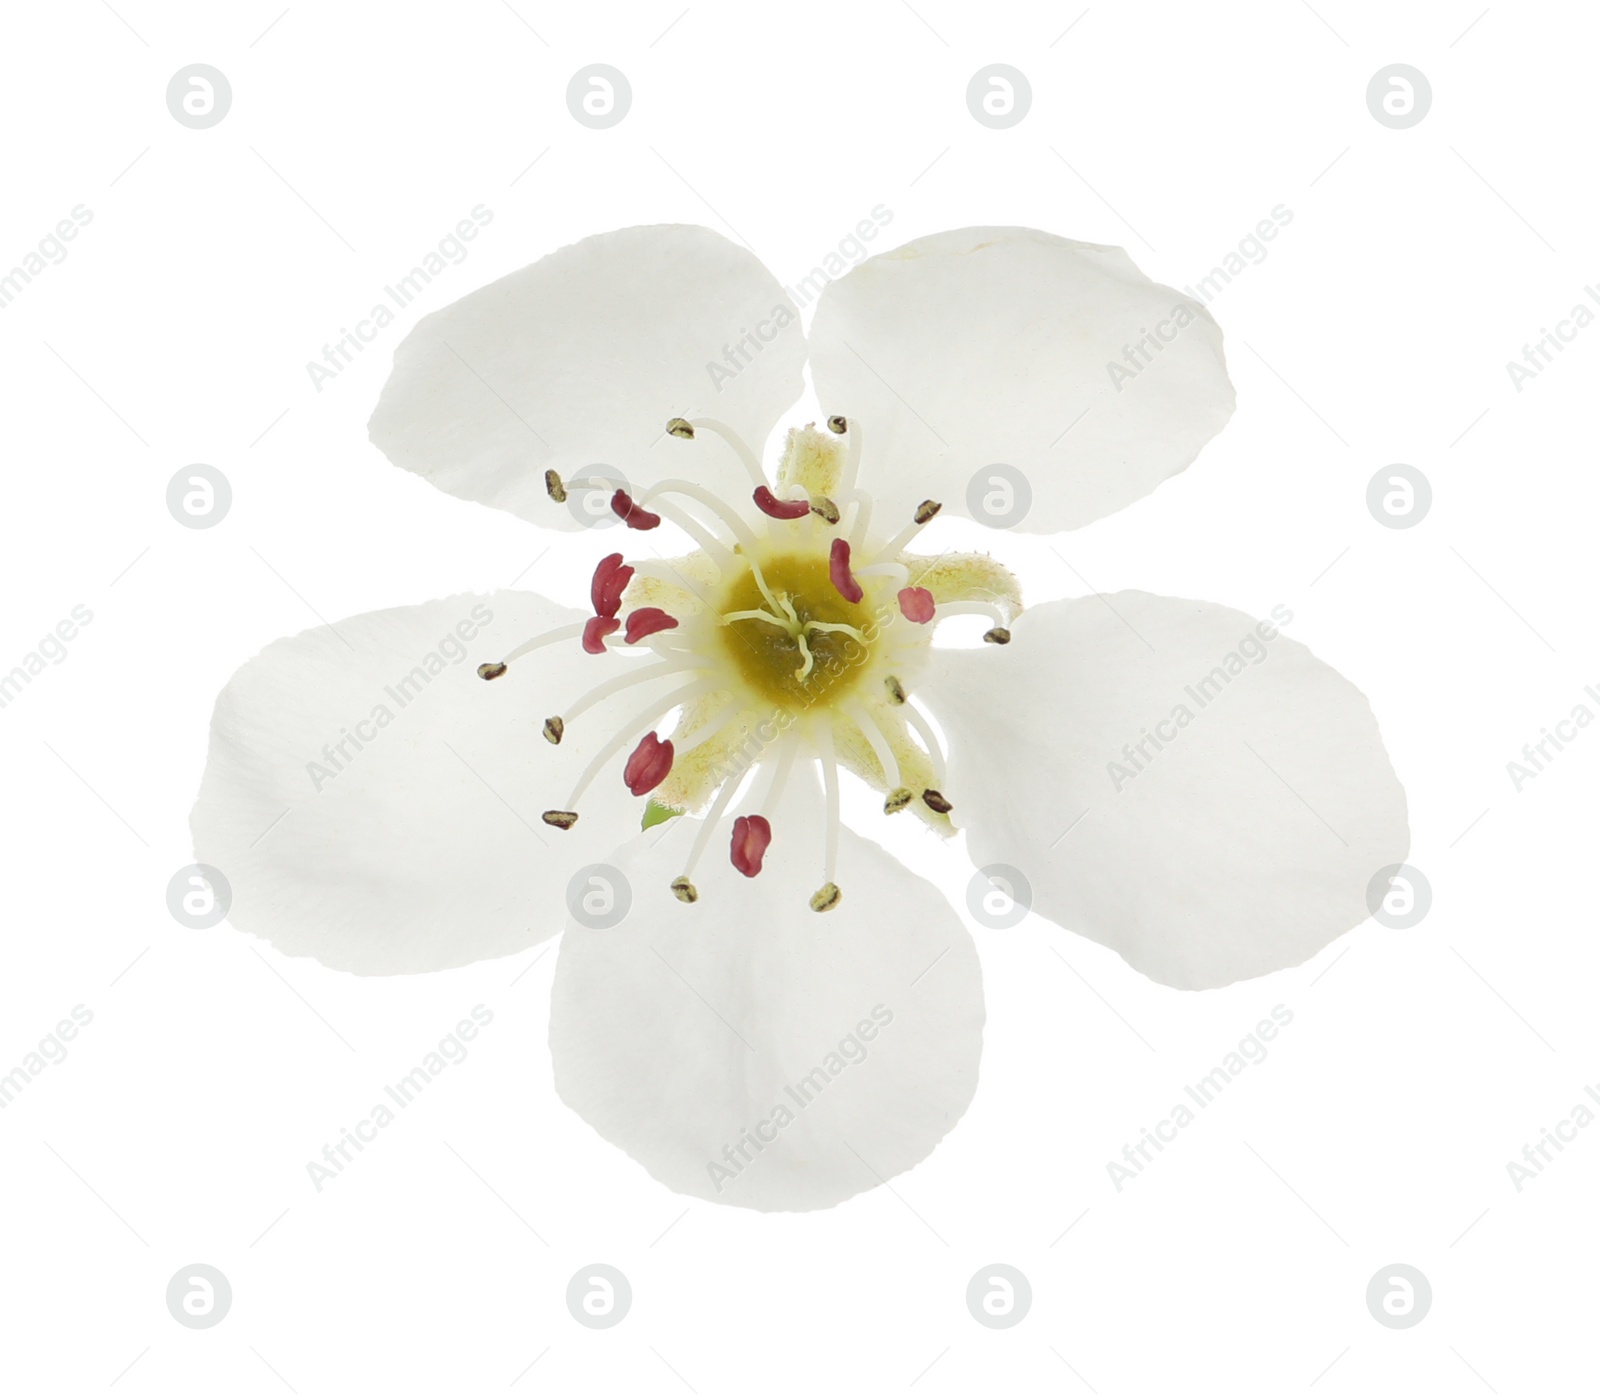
[809,228,1235,531]
[192,592,647,975]
[369,225,806,530]
[920,595,1409,989]
[548,773,984,1211]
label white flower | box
[192,225,1408,1212]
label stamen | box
[900,699,948,787]
[623,732,674,797]
[670,876,698,903]
[591,554,634,619]
[876,499,943,562]
[582,617,620,653]
[984,627,1012,645]
[922,789,954,814]
[624,607,680,643]
[665,417,695,439]
[885,675,906,705]
[932,600,1010,628]
[829,538,864,604]
[813,723,842,911]
[672,699,741,757]
[631,493,735,571]
[679,768,745,887]
[611,489,662,531]
[847,492,874,551]
[544,469,567,503]
[897,587,936,623]
[844,697,899,788]
[493,622,589,667]
[477,662,508,681]
[883,788,915,814]
[826,415,847,434]
[563,658,708,724]
[855,561,909,586]
[729,815,772,877]
[753,485,811,521]
[542,716,564,744]
[836,418,864,499]
[640,478,763,553]
[542,810,578,830]
[683,417,768,490]
[563,678,716,809]
[809,496,841,525]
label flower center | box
[479,415,1021,913]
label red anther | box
[582,616,620,653]
[623,732,674,796]
[611,488,662,530]
[590,553,634,618]
[897,587,936,623]
[829,537,864,604]
[729,814,773,877]
[624,607,680,644]
[753,486,812,521]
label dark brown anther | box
[544,469,567,503]
[666,417,695,439]
[913,499,942,525]
[826,415,847,434]
[670,876,699,903]
[542,716,564,745]
[477,662,508,681]
[983,626,1012,645]
[885,675,906,705]
[809,496,841,525]
[922,789,953,815]
[542,810,579,830]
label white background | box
[2,1,1596,1390]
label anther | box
[752,485,812,521]
[477,662,508,681]
[544,469,567,503]
[826,415,847,434]
[922,789,953,815]
[623,733,674,797]
[885,675,906,705]
[913,499,942,525]
[829,538,864,604]
[582,616,620,653]
[542,716,564,745]
[897,587,935,624]
[810,882,842,912]
[611,489,662,530]
[624,607,680,643]
[809,496,841,524]
[983,626,1012,645]
[884,788,915,814]
[665,417,695,439]
[590,553,634,619]
[542,810,579,830]
[670,875,699,903]
[729,815,773,877]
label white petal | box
[548,771,984,1211]
[192,592,649,975]
[809,228,1235,532]
[920,595,1409,989]
[368,225,806,530]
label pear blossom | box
[192,225,1408,1212]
